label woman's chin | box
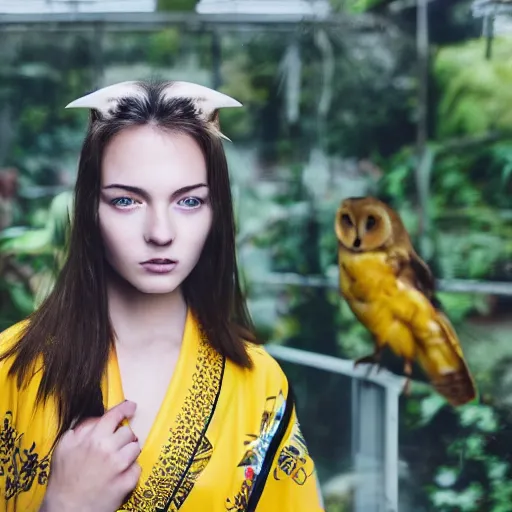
[107,267,183,295]
[136,281,181,295]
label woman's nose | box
[144,207,174,246]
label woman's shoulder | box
[245,341,280,365]
[0,319,30,373]
[0,320,30,417]
[241,341,290,392]
[0,319,29,352]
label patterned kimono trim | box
[226,385,295,512]
[0,411,50,501]
[121,334,225,512]
[273,420,315,486]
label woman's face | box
[98,125,212,294]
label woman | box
[0,80,324,512]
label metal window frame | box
[0,10,382,32]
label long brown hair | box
[1,80,257,443]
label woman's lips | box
[140,259,177,274]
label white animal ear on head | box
[65,80,242,141]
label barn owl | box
[335,196,476,406]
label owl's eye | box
[366,215,377,230]
[341,214,353,227]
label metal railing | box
[266,345,404,512]
[251,271,512,297]
[263,263,510,512]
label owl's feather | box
[335,196,476,407]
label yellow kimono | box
[0,310,324,512]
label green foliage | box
[413,396,512,511]
[0,190,72,315]
[435,37,512,138]
[343,0,388,13]
[377,138,512,282]
[146,29,181,66]
[1,6,512,511]
[157,0,197,11]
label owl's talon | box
[402,378,411,396]
[354,352,383,378]
[401,360,413,395]
[354,354,379,367]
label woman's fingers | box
[111,425,138,451]
[116,441,142,473]
[93,400,137,438]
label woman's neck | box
[107,274,187,351]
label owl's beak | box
[353,237,362,249]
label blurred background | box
[1,0,512,511]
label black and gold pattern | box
[172,436,213,510]
[226,392,288,511]
[237,392,286,469]
[121,335,223,512]
[225,476,254,512]
[0,411,50,501]
[274,420,314,486]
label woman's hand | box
[41,400,141,512]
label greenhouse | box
[1,1,512,511]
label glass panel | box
[278,361,353,487]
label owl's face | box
[335,197,394,252]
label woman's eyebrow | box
[102,183,208,200]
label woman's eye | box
[111,197,136,208]
[178,197,204,209]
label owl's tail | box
[416,312,477,407]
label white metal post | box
[266,345,404,512]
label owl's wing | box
[393,251,477,406]
[396,251,443,309]
[408,254,434,295]
[416,310,477,406]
